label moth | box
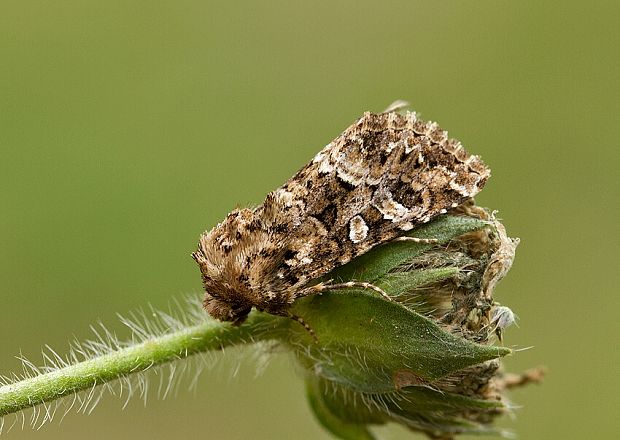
[193,102,490,327]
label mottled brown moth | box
[193,103,490,328]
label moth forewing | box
[194,107,490,324]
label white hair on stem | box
[0,294,283,434]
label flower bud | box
[283,202,530,439]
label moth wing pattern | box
[255,111,490,289]
[194,108,490,321]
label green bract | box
[291,291,509,392]
[284,208,520,439]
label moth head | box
[203,291,252,324]
[192,208,265,323]
[192,244,255,323]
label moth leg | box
[286,313,318,343]
[391,236,438,244]
[301,281,393,302]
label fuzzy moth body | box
[193,105,490,323]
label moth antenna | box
[383,99,410,113]
[391,236,439,244]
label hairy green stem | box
[0,312,286,417]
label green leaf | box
[305,377,506,439]
[305,377,379,440]
[375,267,459,297]
[290,291,510,394]
[328,215,489,283]
[395,385,504,412]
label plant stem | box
[0,312,286,417]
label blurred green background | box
[1,1,618,439]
